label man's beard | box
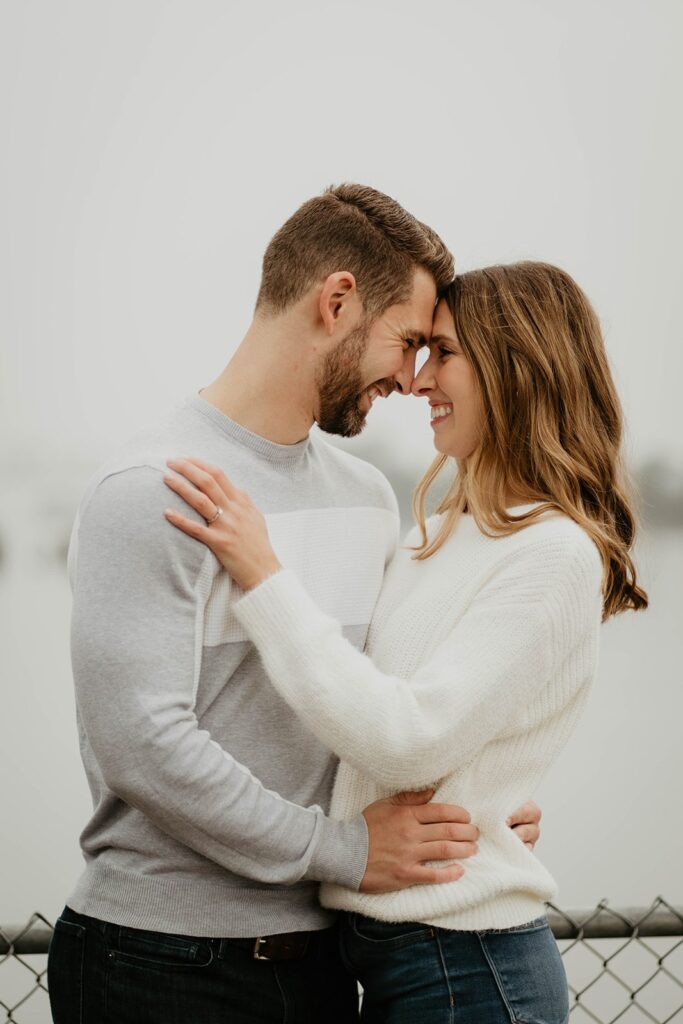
[316,322,388,438]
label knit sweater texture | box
[66,395,399,937]
[234,506,604,931]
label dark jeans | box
[47,906,359,1023]
[340,913,569,1024]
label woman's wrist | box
[238,557,283,592]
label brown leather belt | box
[218,930,312,961]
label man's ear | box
[319,272,358,336]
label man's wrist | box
[304,814,369,890]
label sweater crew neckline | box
[186,394,311,465]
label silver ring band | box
[206,505,223,525]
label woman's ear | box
[318,272,358,335]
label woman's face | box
[412,299,483,459]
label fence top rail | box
[2,901,683,955]
[0,916,53,956]
[546,898,683,939]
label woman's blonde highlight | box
[412,262,648,620]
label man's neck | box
[199,318,317,445]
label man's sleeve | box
[70,465,368,888]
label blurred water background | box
[1,0,681,933]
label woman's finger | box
[164,507,215,545]
[165,458,227,508]
[183,457,242,502]
[163,472,220,522]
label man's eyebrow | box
[402,332,428,347]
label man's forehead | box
[384,275,438,342]
[401,276,438,336]
[396,307,435,345]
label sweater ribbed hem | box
[68,862,336,937]
[321,885,550,932]
[320,835,559,932]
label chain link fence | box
[0,914,51,1024]
[2,897,682,1023]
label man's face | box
[316,268,437,437]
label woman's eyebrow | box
[430,334,456,345]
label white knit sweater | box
[234,505,604,930]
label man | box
[48,184,541,1023]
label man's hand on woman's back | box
[360,792,542,892]
[360,789,478,892]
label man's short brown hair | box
[255,183,454,318]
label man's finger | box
[418,840,478,862]
[413,802,472,825]
[511,823,540,848]
[506,800,541,827]
[416,823,479,845]
[406,863,465,886]
[391,789,435,806]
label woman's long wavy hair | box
[412,261,648,620]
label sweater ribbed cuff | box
[306,813,369,891]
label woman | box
[163,262,648,1023]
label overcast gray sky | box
[1,0,681,475]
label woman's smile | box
[430,402,453,427]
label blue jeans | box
[341,913,569,1024]
[47,905,359,1023]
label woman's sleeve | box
[233,535,602,790]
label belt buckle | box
[253,937,270,961]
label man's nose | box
[391,349,417,396]
[411,354,436,397]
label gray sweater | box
[66,394,399,937]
